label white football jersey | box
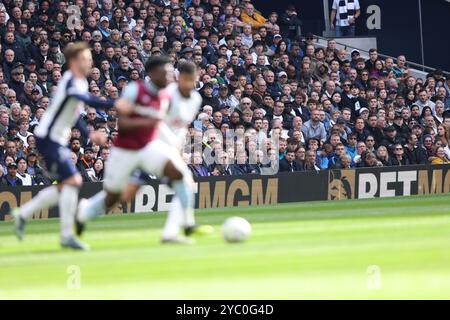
[34,71,88,145]
[158,82,202,148]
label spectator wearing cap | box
[77,146,95,172]
[36,68,49,96]
[48,41,65,66]
[381,126,403,155]
[24,59,37,79]
[0,162,22,186]
[349,50,360,68]
[98,16,111,38]
[24,149,47,185]
[201,83,221,111]
[217,85,233,107]
[393,114,410,140]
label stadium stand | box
[0,0,449,186]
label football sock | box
[78,190,107,222]
[19,185,59,219]
[172,178,195,227]
[59,185,79,239]
[162,197,183,238]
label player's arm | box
[116,98,161,132]
[68,89,115,110]
[115,97,164,118]
[117,113,161,132]
[75,117,107,145]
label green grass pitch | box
[1,193,450,299]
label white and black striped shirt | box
[332,0,360,27]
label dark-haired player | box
[76,58,207,243]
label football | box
[221,217,252,243]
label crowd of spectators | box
[0,0,449,186]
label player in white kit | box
[11,43,111,250]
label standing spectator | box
[279,5,302,40]
[330,0,360,37]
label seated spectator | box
[389,144,411,166]
[188,152,210,177]
[0,162,22,186]
[376,146,391,166]
[279,150,302,172]
[86,158,105,182]
[429,147,450,164]
[16,156,34,186]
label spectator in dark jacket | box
[2,31,28,63]
[279,150,302,172]
[279,6,302,40]
[188,152,210,177]
[0,162,23,186]
[389,144,411,166]
[404,134,428,164]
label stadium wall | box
[0,165,448,221]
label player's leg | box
[11,139,80,247]
[76,147,138,234]
[141,141,211,242]
[120,170,147,202]
[162,196,184,239]
[11,185,59,240]
[59,172,87,250]
[163,157,213,238]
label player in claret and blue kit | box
[76,57,211,244]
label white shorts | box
[103,140,186,193]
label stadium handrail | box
[309,34,449,75]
